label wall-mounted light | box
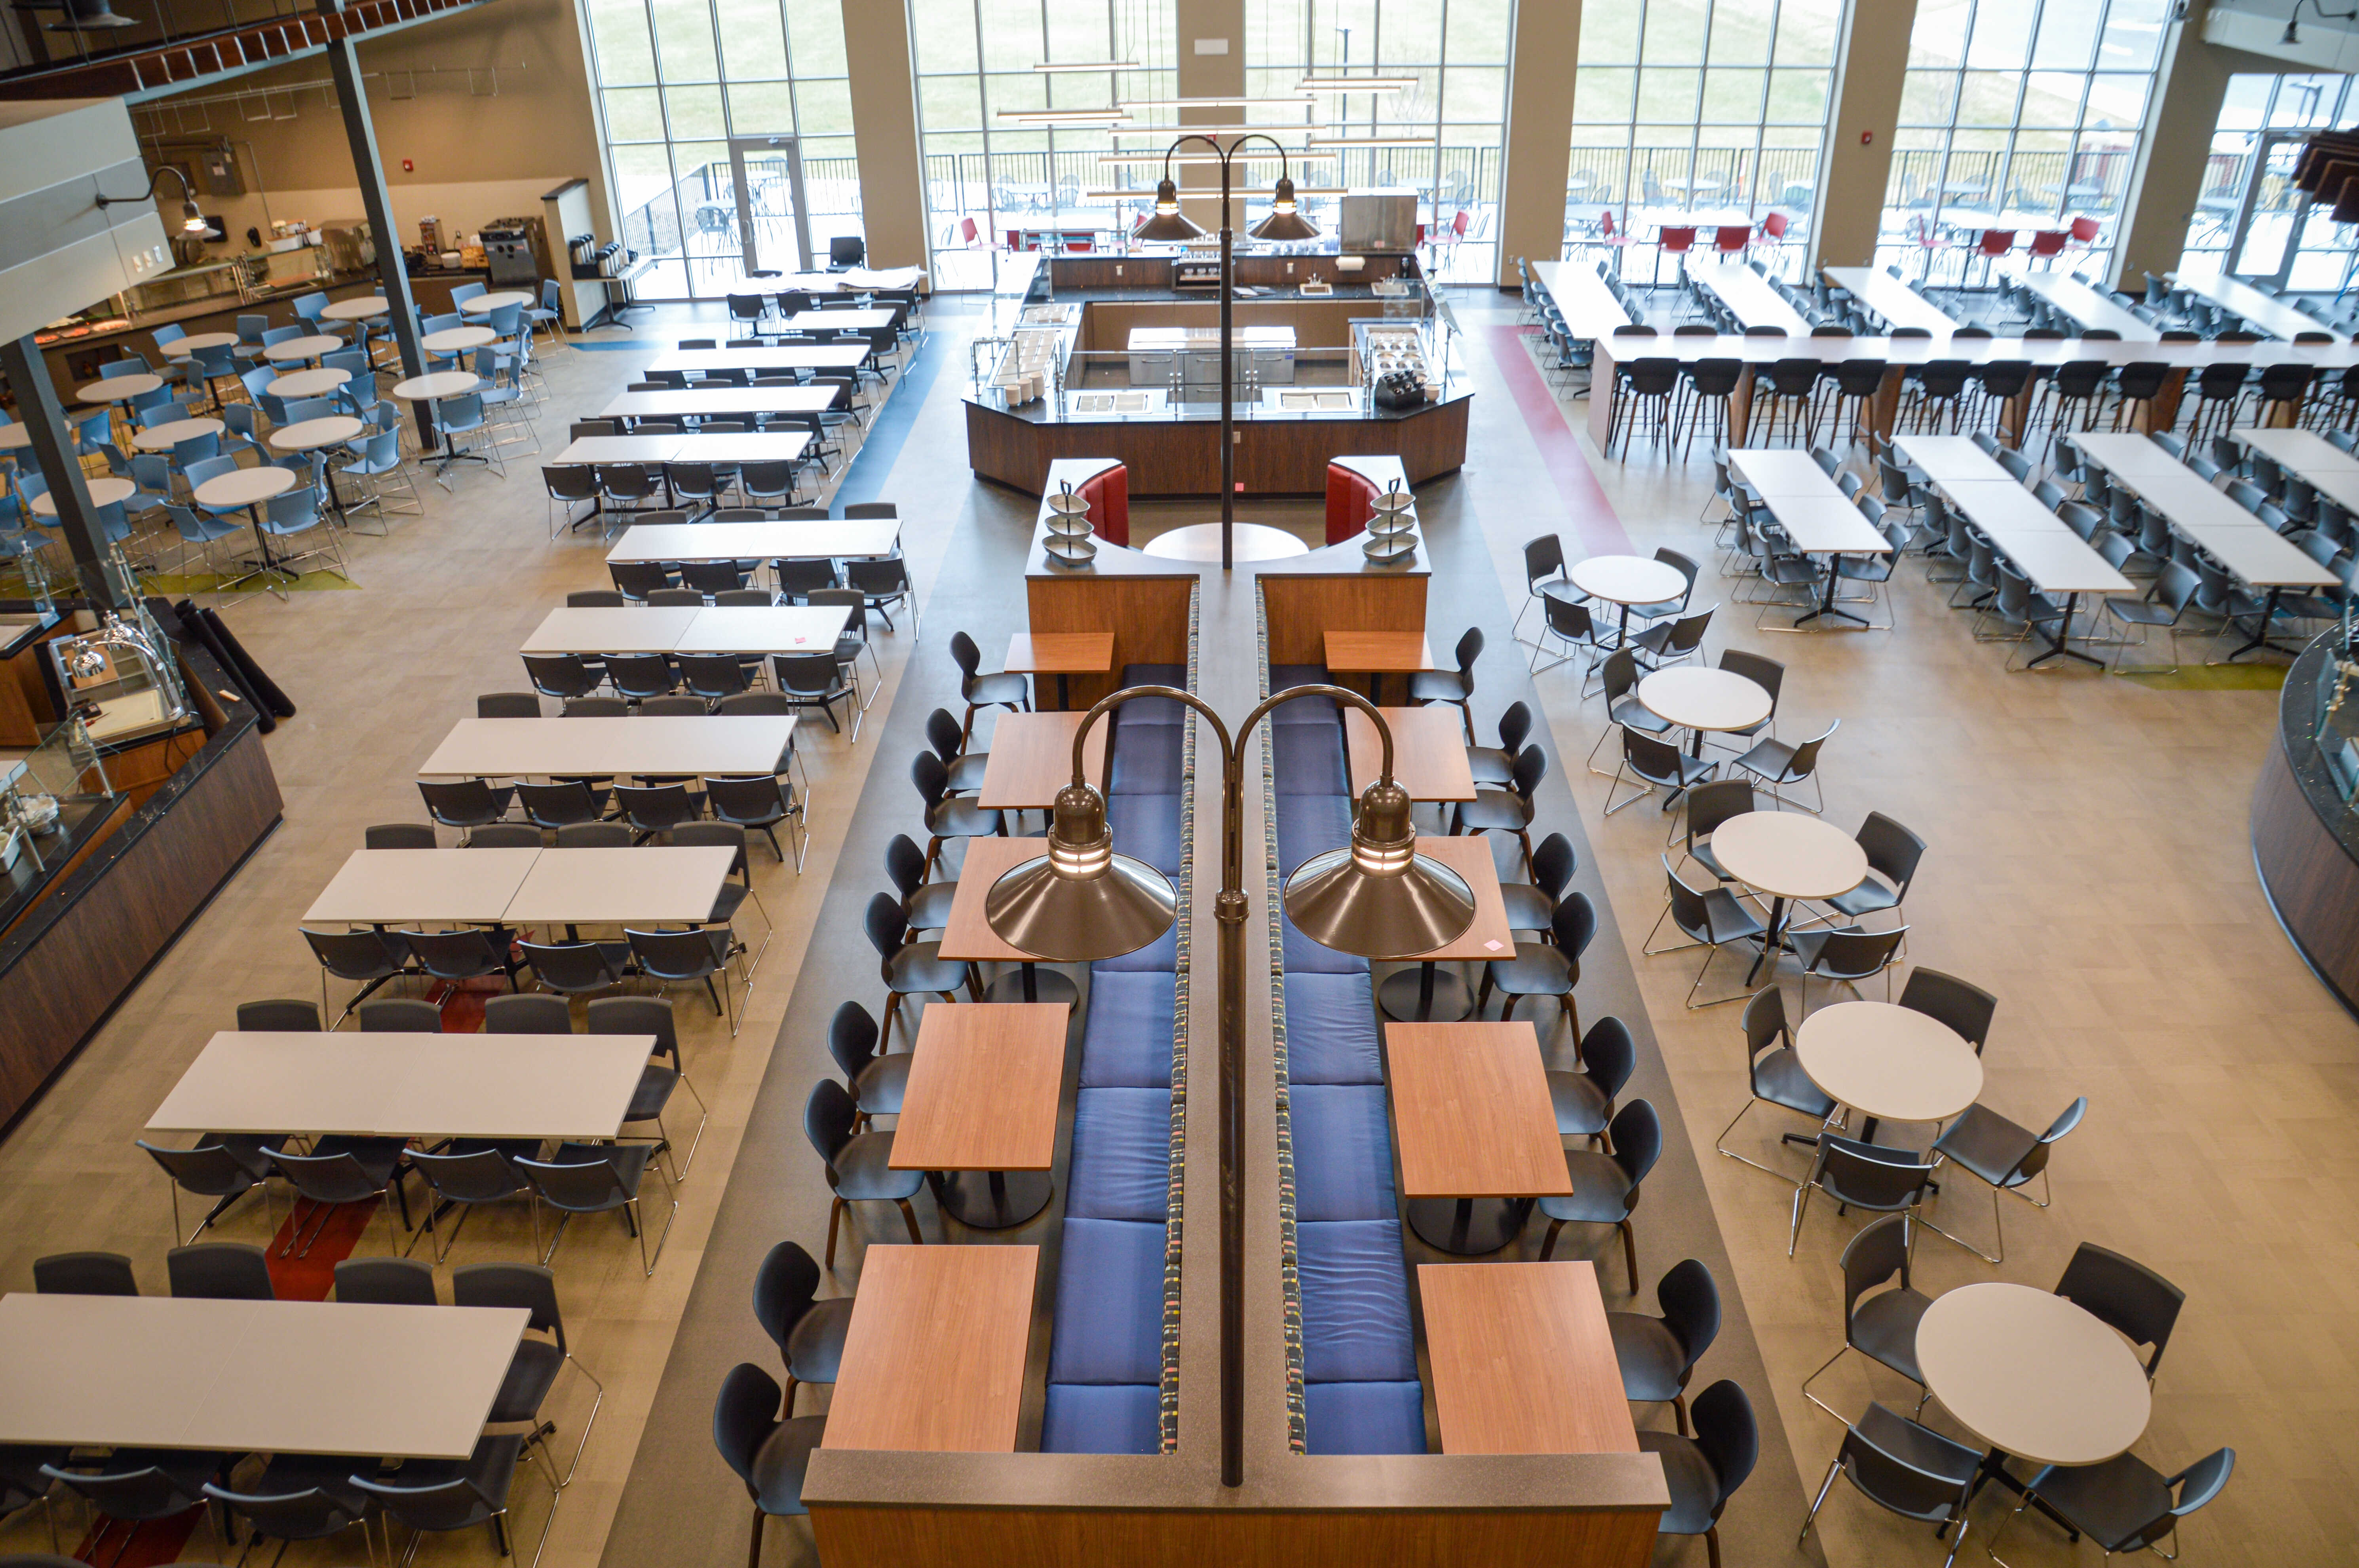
[95,163,207,235]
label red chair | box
[1909,214,1950,281]
[1077,465,1128,548]
[1067,235,1094,253]
[1595,209,1636,274]
[1755,211,1790,252]
[1713,224,1752,257]
[1325,462,1380,545]
[2028,230,2068,268]
[2067,215,2102,254]
[1656,225,1697,288]
[1971,229,2017,287]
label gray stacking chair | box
[1799,1214,1931,1420]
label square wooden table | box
[302,847,541,926]
[1420,1262,1640,1454]
[1345,706,1476,802]
[977,712,1111,810]
[500,845,736,926]
[1376,834,1517,1026]
[1004,631,1115,710]
[936,835,1053,964]
[820,1245,1038,1453]
[1323,629,1434,702]
[890,1002,1068,1227]
[0,1295,527,1459]
[1386,1019,1571,1253]
[149,1031,650,1142]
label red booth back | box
[1325,462,1380,545]
[1079,465,1129,547]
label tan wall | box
[1496,0,1579,287]
[840,0,929,272]
[1175,0,1247,229]
[138,0,612,254]
[2112,20,2292,287]
[1813,0,1919,270]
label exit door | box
[727,135,814,278]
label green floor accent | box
[142,570,360,594]
[2116,661,2288,690]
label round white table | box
[1917,1281,2152,1505]
[267,368,351,400]
[77,374,165,404]
[194,465,299,587]
[423,325,497,355]
[320,297,389,321]
[1707,811,1868,984]
[1141,522,1310,561]
[176,330,240,352]
[30,476,135,516]
[391,372,485,476]
[263,334,344,365]
[458,290,533,316]
[1795,1000,1981,1141]
[267,415,365,455]
[131,416,224,452]
[0,425,30,452]
[1568,554,1686,645]
[1638,667,1770,757]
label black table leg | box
[1378,959,1472,1022]
[2222,587,2296,662]
[1794,555,1870,628]
[1407,1193,1529,1254]
[1744,894,1790,985]
[930,1167,1054,1227]
[2022,591,2105,669]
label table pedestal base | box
[1408,1196,1528,1255]
[929,1169,1053,1229]
[985,965,1078,1009]
[1379,964,1472,1023]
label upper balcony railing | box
[0,0,494,102]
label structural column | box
[0,336,122,609]
[319,2,429,438]
[1175,0,1246,230]
[1494,0,1580,287]
[1810,0,1922,270]
[841,0,931,274]
[2110,21,2246,289]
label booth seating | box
[1042,663,1186,1454]
[1325,462,1380,545]
[1269,663,1425,1456]
[1079,463,1130,548]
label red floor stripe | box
[1485,325,1633,556]
[76,1507,203,1567]
[266,1198,386,1301]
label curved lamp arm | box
[96,165,206,235]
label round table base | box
[985,967,1080,1009]
[1378,966,1473,1023]
[1408,1196,1528,1255]
[930,1169,1054,1229]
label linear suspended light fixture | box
[1115,94,1319,108]
[997,108,1135,124]
[1086,187,1347,199]
[1096,150,1337,164]
[1112,123,1329,136]
[1034,59,1140,72]
[1308,133,1441,148]
[1297,74,1418,92]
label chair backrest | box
[236,998,321,1030]
[924,706,964,762]
[1853,811,1925,895]
[452,1262,565,1348]
[2014,1096,2087,1185]
[335,1257,437,1306]
[359,997,445,1032]
[1740,985,1789,1071]
[2055,1242,2183,1377]
[1779,719,1837,781]
[1806,925,1905,981]
[1689,1380,1758,1517]
[587,993,680,1059]
[1549,890,1597,959]
[477,692,541,719]
[1840,1211,1912,1326]
[1838,1405,1976,1522]
[1608,1099,1661,1190]
[828,999,880,1083]
[1451,625,1483,678]
[752,1241,822,1356]
[1895,966,1994,1052]
[1815,1136,1934,1211]
[804,1077,857,1167]
[1654,1257,1721,1366]
[167,1241,274,1300]
[1508,742,1548,801]
[1524,832,1576,903]
[557,820,634,846]
[713,1361,784,1492]
[483,993,573,1034]
[34,1251,139,1295]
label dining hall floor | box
[0,289,2349,1568]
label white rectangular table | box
[304,847,541,925]
[150,1031,651,1141]
[417,716,796,782]
[523,606,704,655]
[548,431,812,467]
[1687,259,1813,336]
[2013,271,2158,341]
[1729,448,1892,628]
[502,843,737,925]
[676,605,852,653]
[1531,258,1632,340]
[2237,427,2359,473]
[605,520,901,564]
[0,1294,527,1458]
[2171,266,2342,342]
[1823,266,1963,336]
[648,345,871,376]
[546,435,682,465]
[601,387,835,421]
[1727,448,1836,496]
[779,308,896,332]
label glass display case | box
[42,597,190,753]
[2313,618,2359,807]
[0,710,117,882]
[0,545,61,649]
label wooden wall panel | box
[1025,575,1197,709]
[0,718,281,1129]
[1260,574,1430,668]
[810,1502,1660,1568]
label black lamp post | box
[982,685,1475,1488]
[1131,135,1321,570]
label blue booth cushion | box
[1109,793,1182,875]
[1283,972,1382,1085]
[1283,915,1369,974]
[1047,1218,1167,1384]
[1093,923,1179,973]
[1116,666,1189,726]
[1110,725,1186,794]
[1079,970,1177,1086]
[1272,724,1348,795]
[1066,1088,1172,1222]
[1298,1220,1417,1382]
[1275,791,1352,876]
[1289,1084,1398,1223]
[1124,663,1186,687]
[1042,1382,1161,1454]
[1304,1380,1428,1455]
[1270,663,1331,692]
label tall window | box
[1564,0,1840,283]
[908,0,1177,292]
[1247,0,1517,287]
[1875,0,2167,279]
[582,0,860,298]
[2180,73,2359,293]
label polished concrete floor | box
[0,289,2345,1567]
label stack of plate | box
[1044,486,1097,566]
[1363,485,1417,562]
